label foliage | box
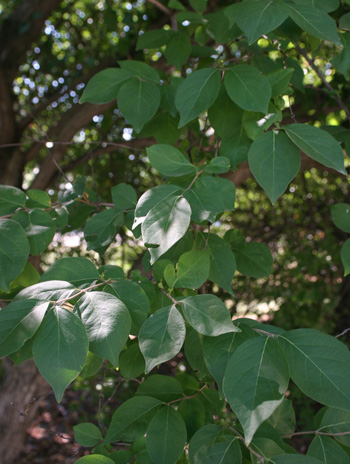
[1,0,350,463]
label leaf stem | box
[229,426,265,462]
[167,384,207,405]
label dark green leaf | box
[178,398,206,440]
[223,337,289,444]
[74,292,131,366]
[203,323,256,395]
[188,424,222,464]
[341,239,350,276]
[146,144,196,177]
[184,328,211,380]
[288,4,340,43]
[267,68,294,97]
[285,124,346,175]
[80,68,132,104]
[75,455,115,464]
[320,408,350,448]
[136,29,173,50]
[193,438,242,464]
[104,396,162,444]
[146,406,187,464]
[111,183,137,210]
[175,68,221,127]
[12,210,56,255]
[233,240,273,278]
[224,65,271,113]
[208,87,244,139]
[205,234,236,295]
[119,341,145,380]
[331,203,350,232]
[104,280,149,334]
[0,219,30,292]
[136,375,184,402]
[118,60,160,84]
[174,250,210,289]
[73,422,102,447]
[204,157,230,174]
[10,261,40,289]
[139,305,185,373]
[33,306,88,402]
[0,299,49,357]
[26,189,51,208]
[181,294,239,336]
[290,0,339,12]
[142,195,191,264]
[84,208,123,252]
[278,329,350,410]
[236,0,289,45]
[307,435,350,464]
[332,33,350,80]
[80,352,103,380]
[40,257,99,287]
[14,280,76,303]
[165,32,191,68]
[0,185,26,216]
[267,399,296,435]
[117,78,161,132]
[270,455,323,464]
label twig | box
[335,327,350,338]
[183,169,204,192]
[283,429,350,438]
[229,426,265,462]
[202,227,211,250]
[147,0,171,15]
[160,287,179,304]
[54,280,111,305]
[167,385,207,405]
[294,43,350,123]
[252,328,276,338]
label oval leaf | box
[73,422,102,447]
[147,144,196,177]
[0,185,26,216]
[40,257,99,287]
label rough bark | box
[0,358,50,464]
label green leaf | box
[204,157,230,174]
[176,11,204,25]
[146,406,187,464]
[307,435,350,464]
[287,4,340,44]
[74,456,115,464]
[184,176,236,224]
[80,68,132,104]
[142,195,191,264]
[267,399,296,435]
[178,398,206,441]
[165,32,191,68]
[80,352,103,380]
[278,329,350,410]
[73,422,102,447]
[320,407,350,448]
[285,124,346,175]
[0,299,49,357]
[223,337,289,444]
[84,208,123,252]
[26,189,51,208]
[119,341,145,380]
[136,375,184,402]
[188,424,222,464]
[236,0,289,45]
[139,305,185,373]
[224,65,271,113]
[270,455,323,464]
[175,68,221,127]
[232,240,273,278]
[10,261,40,289]
[173,250,210,289]
[184,328,211,380]
[111,183,137,210]
[12,210,56,255]
[117,78,161,132]
[40,257,99,287]
[192,437,242,464]
[331,203,350,232]
[104,280,149,334]
[14,280,76,303]
[267,68,294,97]
[0,219,30,292]
[0,185,26,216]
[33,306,88,402]
[146,144,196,177]
[181,294,239,336]
[134,184,183,228]
[205,234,236,295]
[118,60,160,84]
[73,292,131,366]
[208,87,244,140]
[104,396,162,444]
[290,0,339,12]
[203,323,256,394]
[169,0,186,10]
[189,0,207,12]
[341,239,350,276]
[98,265,124,280]
[332,33,350,80]
[136,29,173,50]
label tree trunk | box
[0,358,50,464]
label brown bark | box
[0,358,50,464]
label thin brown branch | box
[294,43,350,123]
[336,327,350,338]
[147,0,172,15]
[229,426,265,463]
[167,385,207,405]
[283,429,350,438]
